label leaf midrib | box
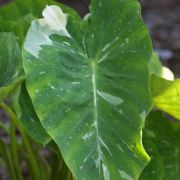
[91,61,102,172]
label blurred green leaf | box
[18,83,51,145]
[140,111,180,179]
[149,52,162,76]
[0,32,24,102]
[150,74,180,120]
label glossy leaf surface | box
[23,1,152,179]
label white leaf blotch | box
[117,144,124,152]
[97,90,124,106]
[82,132,94,141]
[24,5,70,58]
[119,169,133,180]
[102,164,110,180]
[99,137,112,156]
[43,5,70,36]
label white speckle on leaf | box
[120,43,125,48]
[122,140,132,152]
[102,164,110,180]
[39,71,46,75]
[31,118,35,122]
[102,37,119,52]
[99,137,112,156]
[98,52,110,64]
[95,151,103,168]
[35,89,39,93]
[70,49,76,54]
[165,164,173,169]
[139,110,146,124]
[119,169,133,180]
[82,132,94,141]
[145,129,156,138]
[117,109,123,115]
[48,83,56,90]
[72,82,80,85]
[117,144,124,152]
[97,90,123,106]
[102,43,111,52]
[62,41,70,46]
[125,38,129,43]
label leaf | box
[0,14,36,45]
[148,52,162,76]
[11,83,51,145]
[0,0,80,45]
[148,52,174,80]
[140,111,180,179]
[0,32,24,102]
[150,74,180,120]
[23,2,152,180]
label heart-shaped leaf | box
[23,1,152,179]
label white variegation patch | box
[43,5,70,37]
[119,169,133,180]
[102,164,110,180]
[97,90,124,106]
[24,5,70,57]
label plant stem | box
[0,139,17,180]
[0,102,42,180]
[10,122,23,180]
[0,120,9,134]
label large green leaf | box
[23,1,152,179]
[140,111,180,179]
[150,75,180,120]
[0,32,24,102]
